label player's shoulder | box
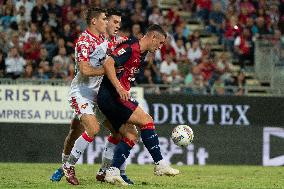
[76,31,91,46]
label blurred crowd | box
[0,0,283,95]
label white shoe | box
[154,160,180,176]
[105,167,129,186]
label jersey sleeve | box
[110,44,132,67]
[75,36,91,62]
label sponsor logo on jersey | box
[81,103,88,109]
[117,48,126,55]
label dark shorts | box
[97,85,138,132]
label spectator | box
[24,22,42,43]
[15,0,34,22]
[15,5,26,24]
[252,16,271,37]
[0,6,16,31]
[208,2,226,43]
[167,70,183,92]
[0,49,5,77]
[47,0,62,19]
[52,47,71,75]
[167,6,180,27]
[234,27,253,68]
[188,30,201,45]
[5,47,26,79]
[185,66,206,94]
[131,2,146,27]
[174,38,187,62]
[130,24,142,39]
[160,37,176,60]
[173,23,188,46]
[160,54,178,77]
[148,5,163,25]
[31,0,48,27]
[196,0,212,22]
[187,40,202,65]
[35,61,51,79]
[23,36,40,61]
[8,33,22,51]
[239,0,255,16]
[35,47,50,68]
[22,63,34,79]
[196,55,216,81]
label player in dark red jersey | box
[97,25,180,186]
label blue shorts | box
[97,84,138,132]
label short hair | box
[146,24,167,38]
[106,8,122,17]
[86,7,106,25]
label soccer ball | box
[171,125,194,147]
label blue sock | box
[141,129,163,163]
[112,141,131,168]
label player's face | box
[149,33,166,53]
[107,15,121,36]
[93,13,108,34]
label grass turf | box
[0,163,283,189]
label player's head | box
[106,8,122,36]
[86,7,107,34]
[145,24,167,53]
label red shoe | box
[62,164,79,185]
[96,169,106,182]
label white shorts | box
[69,93,106,124]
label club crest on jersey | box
[82,48,88,58]
[117,48,126,56]
[81,103,88,109]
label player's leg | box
[97,121,137,185]
[50,116,84,182]
[117,124,138,184]
[63,116,84,157]
[96,121,120,182]
[62,96,100,185]
[111,106,179,177]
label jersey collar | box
[86,29,101,41]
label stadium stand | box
[0,0,283,96]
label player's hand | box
[116,86,130,101]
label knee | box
[124,126,139,142]
[144,114,153,125]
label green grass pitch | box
[0,163,283,189]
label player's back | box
[70,30,108,101]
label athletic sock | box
[100,135,120,171]
[112,138,135,169]
[65,132,93,168]
[141,123,163,163]
[62,153,69,164]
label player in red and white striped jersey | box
[50,8,136,185]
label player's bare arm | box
[103,56,130,101]
[79,61,105,76]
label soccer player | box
[59,7,109,185]
[97,24,180,186]
[50,8,137,185]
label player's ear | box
[91,18,97,25]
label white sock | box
[66,133,93,167]
[62,153,69,163]
[101,139,117,171]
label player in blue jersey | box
[97,24,180,186]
